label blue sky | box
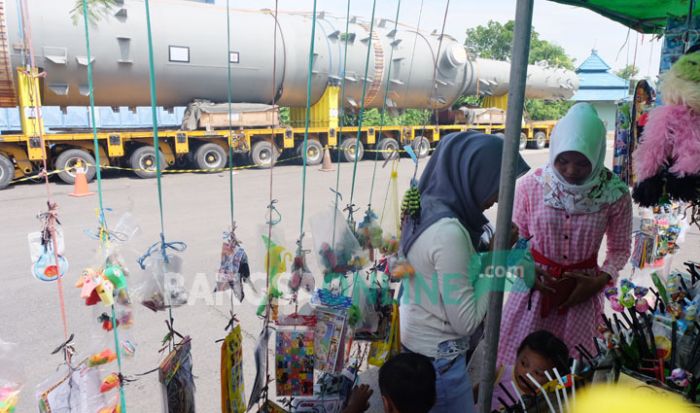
[217,0,661,77]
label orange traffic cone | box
[319,146,335,172]
[69,163,94,197]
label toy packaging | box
[275,327,314,397]
[159,337,195,413]
[313,308,348,373]
[221,325,246,413]
[215,230,250,302]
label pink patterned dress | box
[497,169,632,366]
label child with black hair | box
[490,330,569,411]
[343,353,437,413]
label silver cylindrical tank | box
[1,0,578,109]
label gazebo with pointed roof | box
[571,50,630,131]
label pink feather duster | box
[633,104,700,181]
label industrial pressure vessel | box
[0,0,578,109]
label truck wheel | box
[340,138,364,163]
[130,146,165,179]
[296,139,323,166]
[251,140,278,168]
[519,133,528,150]
[0,153,14,189]
[533,131,547,149]
[377,137,399,160]
[194,143,227,171]
[412,136,431,158]
[55,148,96,184]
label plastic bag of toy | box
[356,209,383,262]
[379,164,401,256]
[0,340,23,413]
[352,272,393,340]
[28,227,69,282]
[160,337,195,413]
[310,206,368,277]
[368,301,400,367]
[36,358,106,413]
[134,253,188,312]
[257,224,292,318]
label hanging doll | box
[632,50,700,207]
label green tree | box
[464,20,575,120]
[615,64,639,80]
[465,20,575,70]
[70,0,118,24]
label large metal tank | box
[0,0,578,109]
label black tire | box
[250,140,278,169]
[194,143,227,171]
[412,136,431,158]
[0,153,14,189]
[296,139,324,166]
[533,131,547,149]
[340,138,364,163]
[377,137,399,161]
[519,132,528,150]
[55,148,96,184]
[129,146,166,179]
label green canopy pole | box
[477,0,534,411]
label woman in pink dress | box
[498,103,633,365]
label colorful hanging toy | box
[632,50,700,206]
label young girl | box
[400,131,529,413]
[498,103,632,366]
[490,330,569,411]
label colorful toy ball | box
[609,296,624,312]
[668,368,692,387]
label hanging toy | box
[99,313,119,332]
[88,349,117,367]
[104,265,127,291]
[215,228,251,303]
[356,208,383,262]
[632,51,700,206]
[100,373,121,393]
[289,249,315,294]
[390,257,415,280]
[401,185,421,224]
[635,298,650,313]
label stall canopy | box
[548,0,700,33]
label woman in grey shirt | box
[399,131,529,413]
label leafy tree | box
[341,108,430,127]
[70,0,119,24]
[465,20,575,70]
[615,64,639,80]
[464,20,575,120]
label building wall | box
[590,101,617,133]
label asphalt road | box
[1,146,697,412]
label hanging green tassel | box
[401,186,421,222]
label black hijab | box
[400,131,530,254]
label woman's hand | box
[533,268,556,294]
[488,224,520,251]
[559,271,610,309]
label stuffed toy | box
[632,50,700,206]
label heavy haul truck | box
[0,0,578,189]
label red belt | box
[530,248,598,318]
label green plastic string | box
[368,0,402,209]
[143,0,177,351]
[331,0,353,247]
[298,0,319,240]
[80,0,126,410]
[143,0,166,240]
[348,0,377,208]
[226,0,235,228]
